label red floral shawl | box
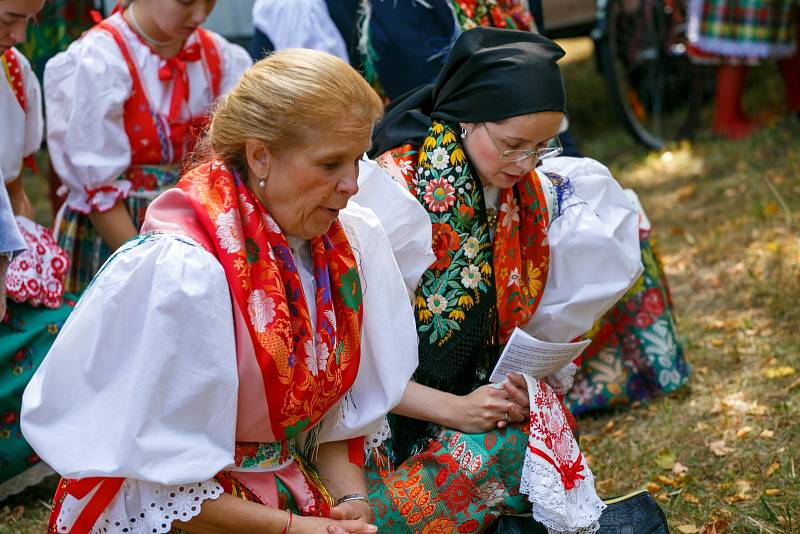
[178,160,363,439]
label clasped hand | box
[450,373,529,434]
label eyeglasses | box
[481,123,563,163]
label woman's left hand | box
[329,500,375,527]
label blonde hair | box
[203,48,383,176]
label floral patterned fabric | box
[375,120,549,465]
[177,160,363,440]
[6,217,69,309]
[368,424,536,533]
[566,233,690,416]
[0,296,74,501]
[449,0,535,31]
[380,119,549,361]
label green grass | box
[2,36,799,533]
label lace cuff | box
[366,417,392,449]
[55,479,223,534]
[67,180,132,214]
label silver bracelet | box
[335,493,369,506]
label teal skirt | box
[0,297,74,500]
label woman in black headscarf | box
[354,27,646,532]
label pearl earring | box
[258,177,266,188]
[461,127,468,139]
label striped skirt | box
[57,166,180,296]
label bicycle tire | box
[594,0,696,150]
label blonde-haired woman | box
[23,49,418,534]
[45,0,252,295]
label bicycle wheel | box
[595,0,698,150]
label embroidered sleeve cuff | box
[55,479,223,534]
[67,180,132,214]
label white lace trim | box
[55,479,223,534]
[366,417,391,449]
[0,462,55,502]
[520,453,605,534]
[546,363,579,396]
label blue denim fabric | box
[0,183,25,256]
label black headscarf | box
[370,27,567,157]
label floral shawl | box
[178,160,363,440]
[378,120,549,461]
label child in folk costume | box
[0,0,75,501]
[45,0,251,294]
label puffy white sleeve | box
[21,234,237,533]
[352,158,435,298]
[524,157,643,343]
[44,31,133,214]
[314,204,419,447]
[211,31,253,96]
[252,0,349,61]
[19,51,43,159]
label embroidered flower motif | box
[304,339,319,376]
[261,213,282,234]
[507,268,521,287]
[324,309,337,331]
[499,197,520,229]
[423,177,456,212]
[460,264,481,289]
[239,194,254,215]
[398,159,414,177]
[430,147,450,170]
[526,260,543,298]
[338,267,362,310]
[463,236,480,259]
[315,336,330,375]
[450,147,466,166]
[477,480,506,507]
[247,290,276,333]
[426,293,448,315]
[215,209,243,254]
[431,224,460,270]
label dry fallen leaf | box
[709,440,735,457]
[656,474,675,486]
[646,482,662,493]
[725,480,752,503]
[673,461,689,475]
[760,429,775,439]
[766,462,780,477]
[656,449,677,470]
[676,183,696,201]
[735,426,754,439]
[656,492,669,503]
[762,366,796,379]
[764,488,782,496]
[763,202,780,217]
[603,420,615,434]
[677,525,700,534]
[683,492,700,504]
[720,392,768,416]
[700,518,730,534]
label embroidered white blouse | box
[354,156,644,344]
[22,205,417,533]
[0,48,42,185]
[252,0,349,61]
[44,13,252,214]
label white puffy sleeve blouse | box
[44,15,252,213]
[21,204,417,532]
[0,47,43,184]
